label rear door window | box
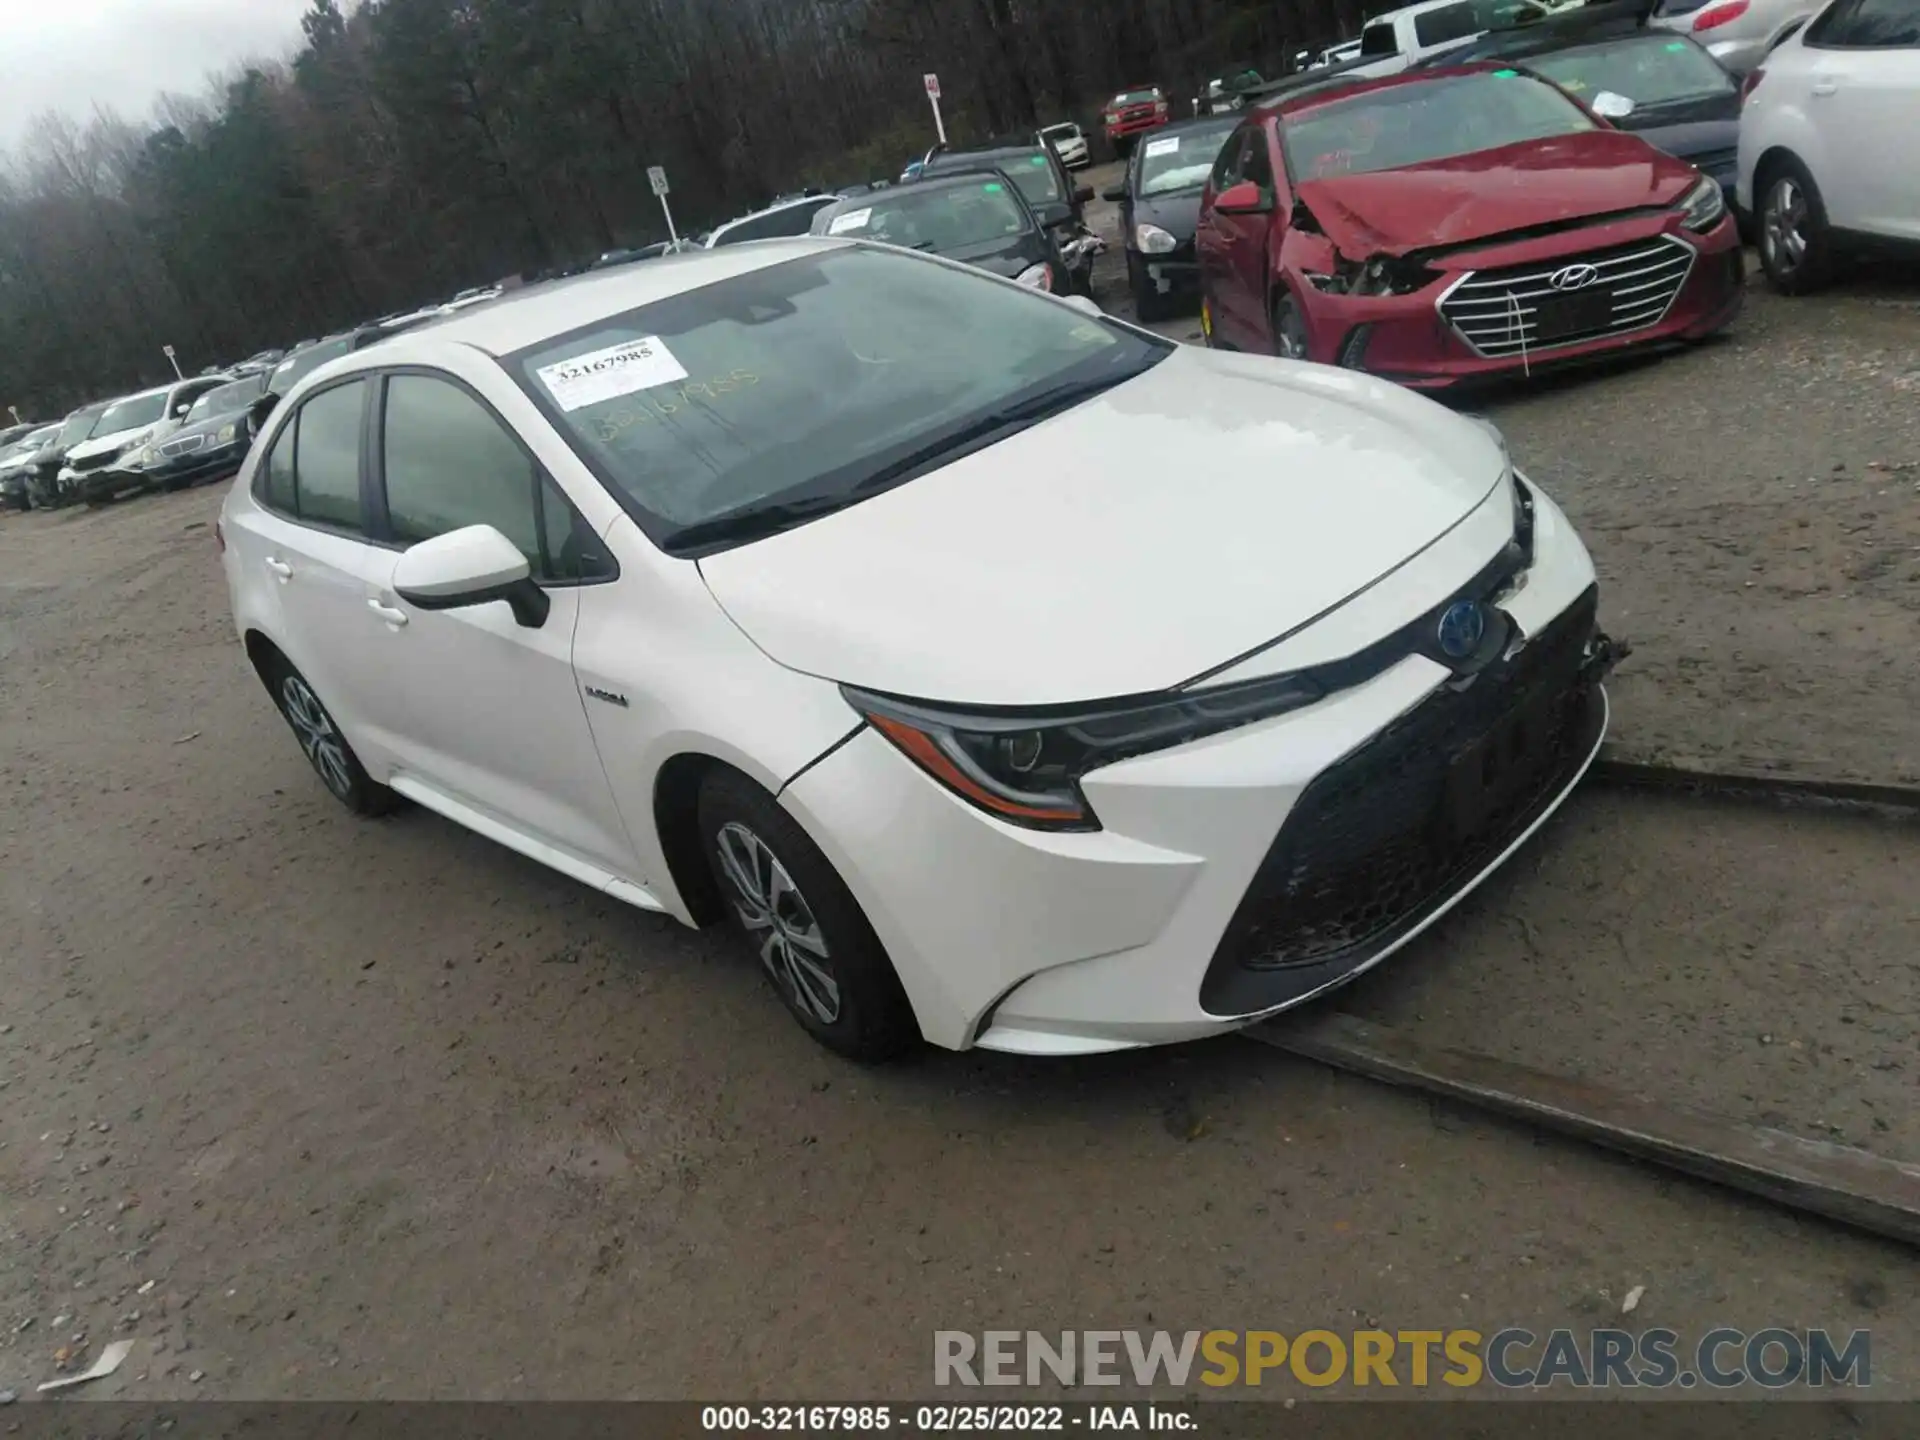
[255,380,366,532]
[1806,0,1920,45]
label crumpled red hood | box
[1294,130,1701,258]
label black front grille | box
[1200,587,1604,1016]
[69,448,123,473]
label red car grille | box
[1438,235,1696,360]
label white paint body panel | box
[1738,21,1920,241]
[221,242,1606,1054]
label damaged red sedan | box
[1194,65,1743,387]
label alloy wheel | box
[1274,297,1309,359]
[1762,177,1808,275]
[714,821,842,1025]
[280,673,354,801]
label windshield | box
[1530,36,1735,106]
[1041,124,1080,141]
[57,408,106,447]
[927,150,1063,208]
[270,335,354,394]
[820,180,1033,251]
[95,391,169,436]
[1113,89,1160,105]
[1138,122,1240,195]
[187,373,268,422]
[1282,71,1595,179]
[510,247,1165,551]
[0,428,55,463]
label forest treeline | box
[0,0,1362,417]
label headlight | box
[1014,263,1053,290]
[844,672,1326,832]
[126,445,156,468]
[216,423,237,443]
[1676,174,1726,232]
[1134,223,1178,255]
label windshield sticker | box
[537,336,689,412]
[1029,155,1049,166]
[1143,135,1181,158]
[591,370,760,442]
[1492,68,1519,78]
[826,207,873,235]
[983,182,1005,193]
[1664,39,1689,48]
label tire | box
[696,767,919,1061]
[1757,157,1834,295]
[264,656,395,816]
[1270,289,1311,360]
[1129,252,1169,323]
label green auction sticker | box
[984,182,1004,192]
[1030,155,1048,165]
[1665,40,1688,48]
[1493,68,1519,77]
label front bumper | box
[71,464,151,502]
[1106,114,1169,142]
[1293,215,1744,389]
[781,474,1608,1053]
[141,440,247,487]
[1131,249,1201,299]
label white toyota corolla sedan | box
[220,237,1616,1060]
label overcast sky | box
[0,0,316,150]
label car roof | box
[709,194,835,235]
[304,239,849,365]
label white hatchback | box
[220,239,1614,1060]
[1737,0,1920,289]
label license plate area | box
[1444,686,1559,840]
[1532,290,1614,344]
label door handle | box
[1811,78,1838,95]
[264,557,293,580]
[367,599,409,627]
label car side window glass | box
[381,374,608,583]
[1242,128,1275,193]
[1361,20,1399,54]
[1810,0,1919,44]
[259,417,298,515]
[1415,1,1480,46]
[1211,131,1248,189]
[292,381,367,532]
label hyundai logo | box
[1436,600,1487,661]
[1549,263,1601,291]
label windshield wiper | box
[667,367,1149,556]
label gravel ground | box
[1,186,1916,1403]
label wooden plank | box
[1246,1012,1920,1249]
[1590,747,1920,818]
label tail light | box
[1694,0,1749,30]
[1740,66,1766,103]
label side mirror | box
[174,403,191,417]
[392,525,550,629]
[1101,184,1127,202]
[1074,184,1096,205]
[1589,90,1636,120]
[1212,180,1272,215]
[1040,203,1075,229]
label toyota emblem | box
[1549,263,1600,291]
[1436,600,1487,661]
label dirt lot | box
[1,194,1917,1403]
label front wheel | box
[697,768,919,1061]
[1271,291,1311,360]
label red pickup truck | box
[1102,86,1170,152]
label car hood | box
[66,425,159,462]
[1626,114,1739,162]
[169,406,253,443]
[1294,130,1698,258]
[1132,187,1208,243]
[697,346,1506,706]
[939,231,1054,279]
